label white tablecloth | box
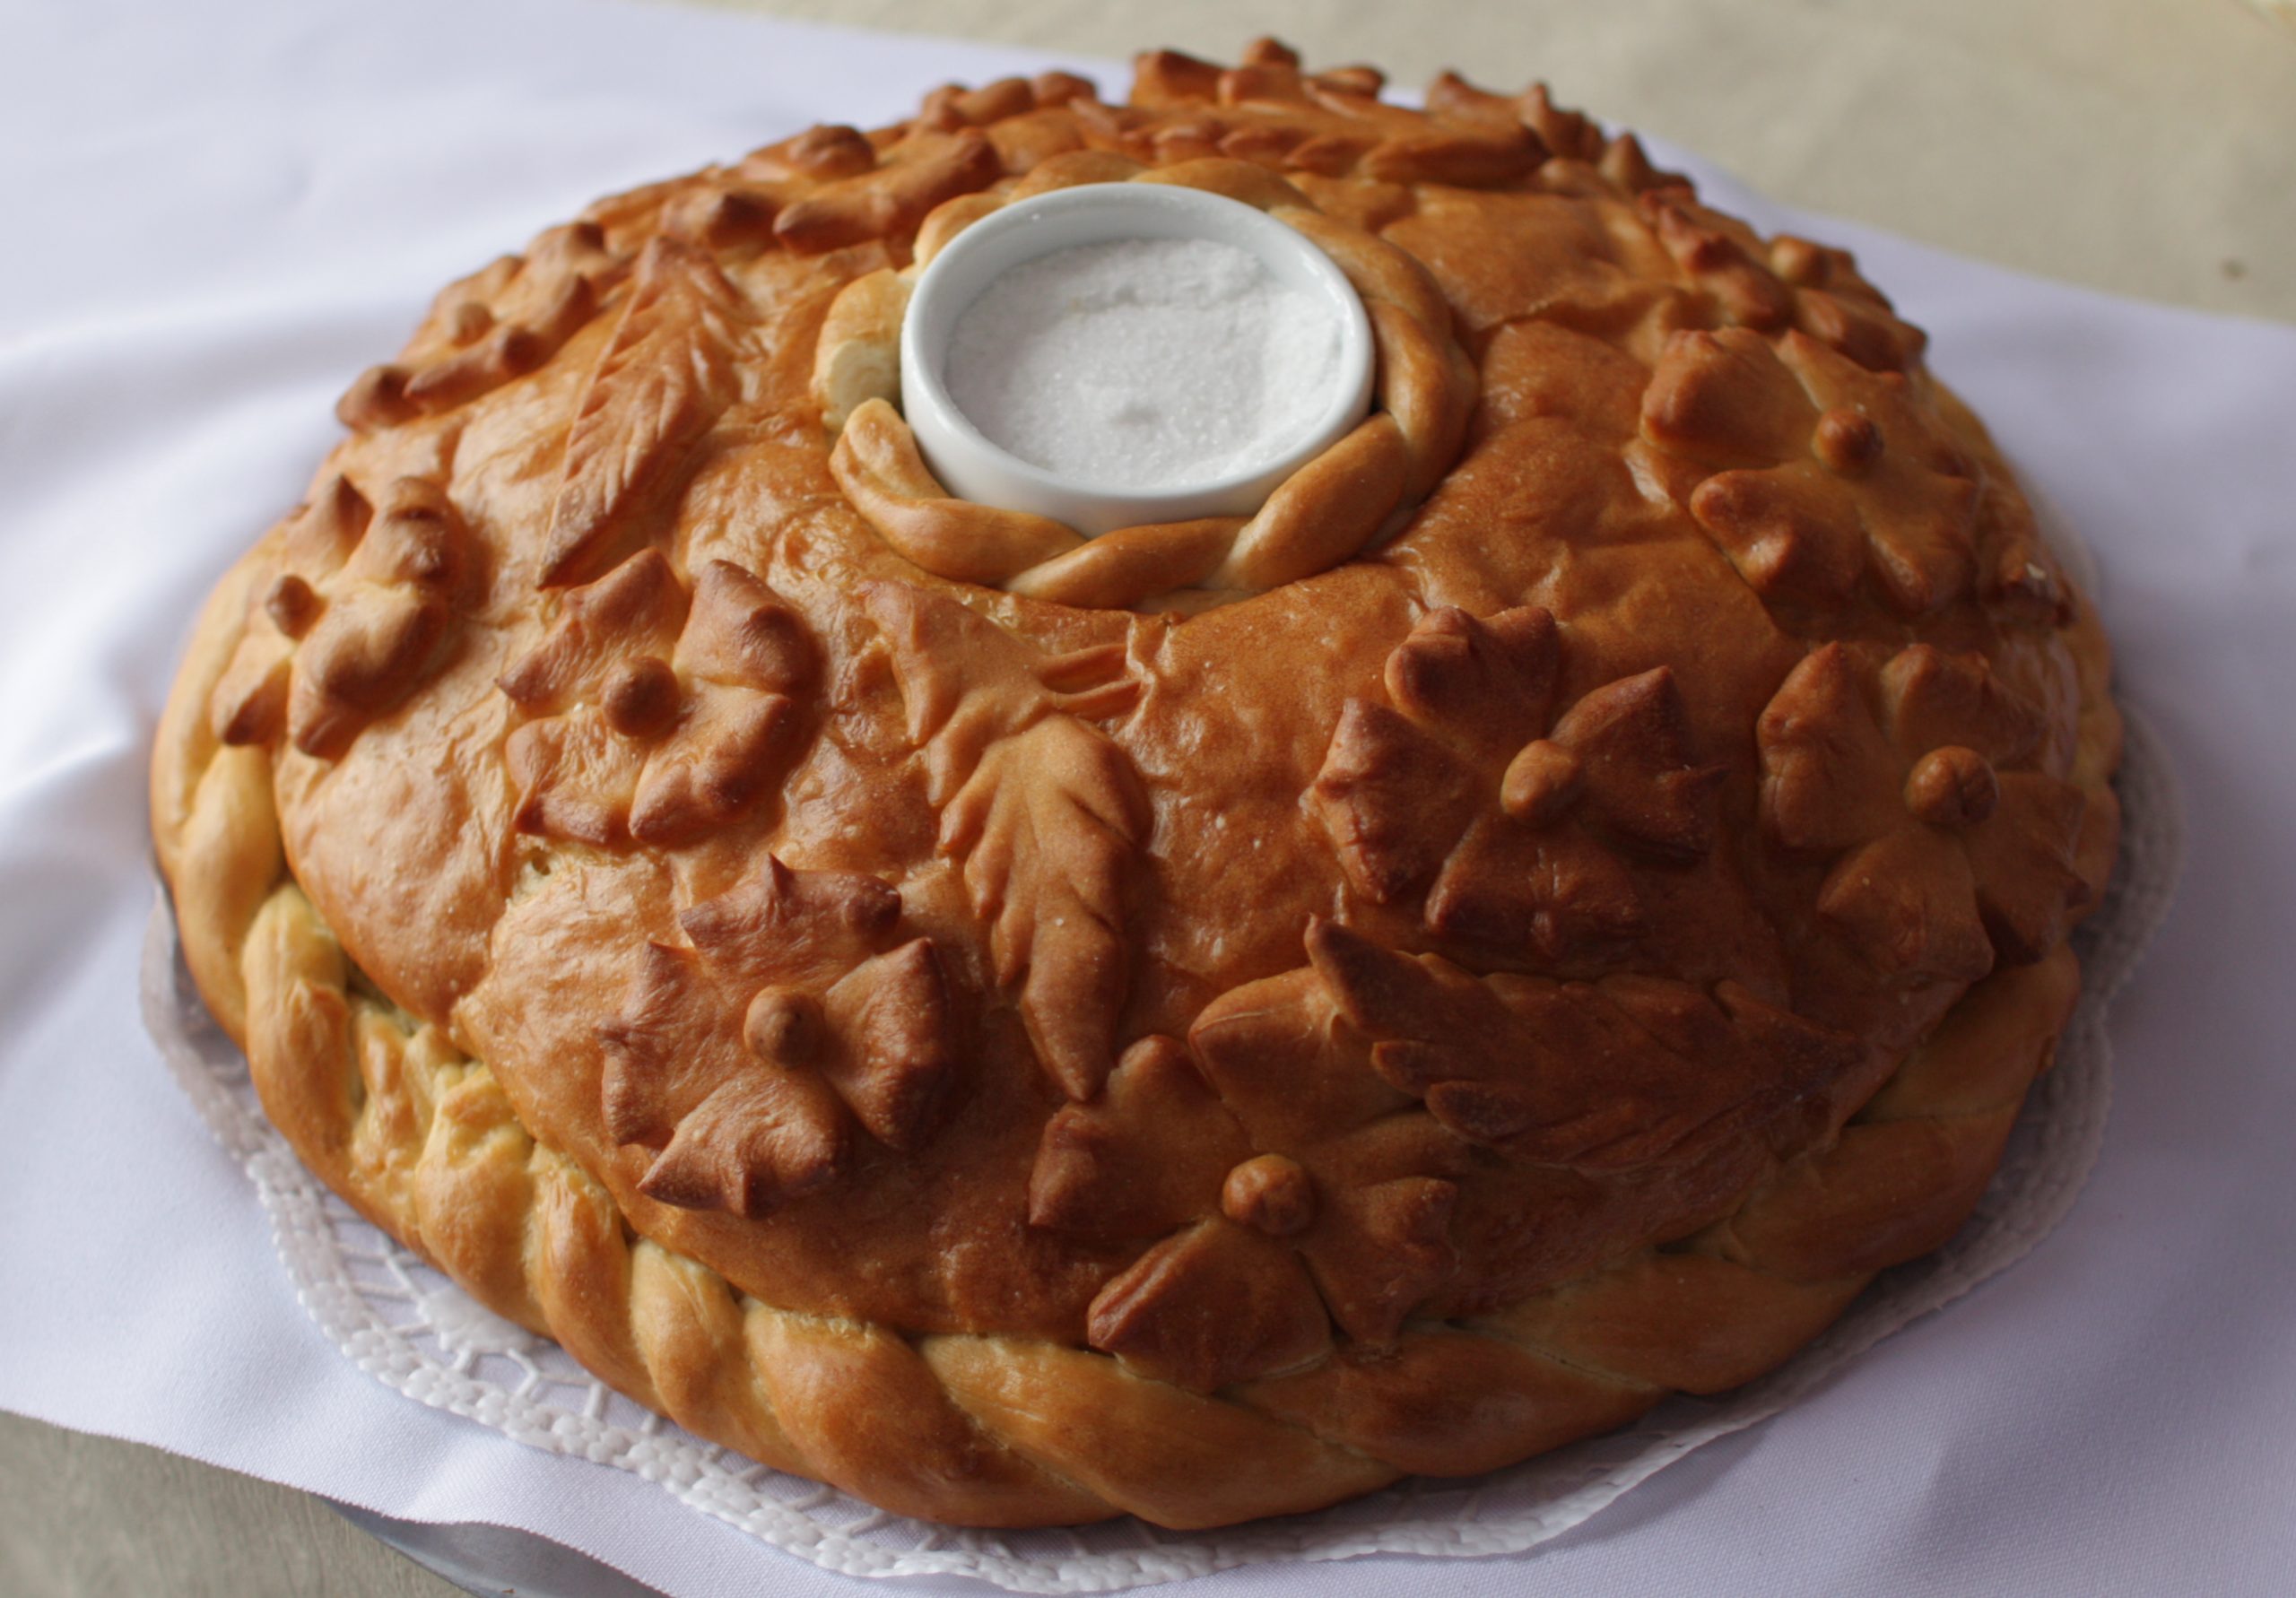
[4,0,2293,1592]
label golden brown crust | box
[152,39,2122,1528]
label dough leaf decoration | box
[541,234,754,588]
[1172,915,1857,1348]
[500,551,817,847]
[1639,188,1927,374]
[597,855,959,1217]
[1639,189,1797,334]
[1309,604,1721,968]
[943,716,1145,1104]
[867,585,1148,1103]
[1084,1217,1333,1394]
[1758,641,2090,984]
[1301,918,1856,1171]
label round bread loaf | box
[150,39,2122,1530]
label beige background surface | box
[682,0,2296,324]
[9,1,2291,1595]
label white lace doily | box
[142,704,2180,1594]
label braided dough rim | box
[817,155,1478,611]
[143,789,2171,1585]
[150,513,2124,1527]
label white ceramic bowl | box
[898,183,1375,537]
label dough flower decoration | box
[336,221,624,434]
[1631,188,1927,374]
[498,548,818,848]
[1024,913,1857,1397]
[1024,1024,1455,1394]
[1640,326,1994,620]
[1309,604,1721,967]
[1758,641,2090,986]
[597,855,958,1217]
[208,473,477,760]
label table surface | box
[4,0,2291,1594]
[687,0,2296,325]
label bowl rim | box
[898,181,1377,537]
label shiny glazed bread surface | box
[151,39,2121,1527]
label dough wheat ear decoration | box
[154,35,2122,1530]
[542,236,759,589]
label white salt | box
[941,237,1344,492]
